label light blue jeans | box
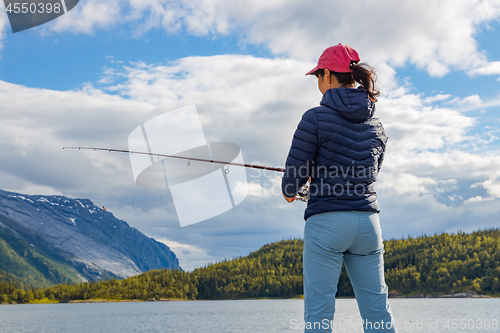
[303,211,397,332]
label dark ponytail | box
[351,63,379,102]
[313,63,380,102]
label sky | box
[1,0,500,271]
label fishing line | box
[63,146,286,172]
[63,146,309,202]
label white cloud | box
[0,9,7,51]
[51,0,124,34]
[100,55,318,166]
[377,91,475,154]
[424,94,452,104]
[0,80,155,199]
[5,184,64,196]
[378,173,436,196]
[464,195,492,203]
[155,237,215,271]
[39,0,500,77]
[243,175,283,198]
[472,171,500,199]
[243,181,264,197]
[470,61,500,75]
[450,93,500,112]
[446,94,482,106]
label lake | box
[0,298,499,332]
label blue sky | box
[0,31,262,89]
[1,0,500,270]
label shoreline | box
[2,293,497,305]
[389,291,492,299]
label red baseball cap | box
[306,43,360,75]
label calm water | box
[0,298,499,332]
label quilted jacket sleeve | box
[376,123,388,174]
[281,109,318,197]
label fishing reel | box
[296,179,310,202]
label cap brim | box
[305,66,320,76]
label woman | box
[282,44,397,332]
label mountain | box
[0,189,180,288]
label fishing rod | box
[62,146,286,172]
[63,146,308,202]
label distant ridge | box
[0,189,180,288]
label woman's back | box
[281,86,387,220]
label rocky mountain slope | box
[0,189,180,287]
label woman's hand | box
[283,193,296,203]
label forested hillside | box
[384,229,500,295]
[0,227,83,288]
[194,239,303,299]
[1,229,499,303]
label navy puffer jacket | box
[281,87,388,221]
